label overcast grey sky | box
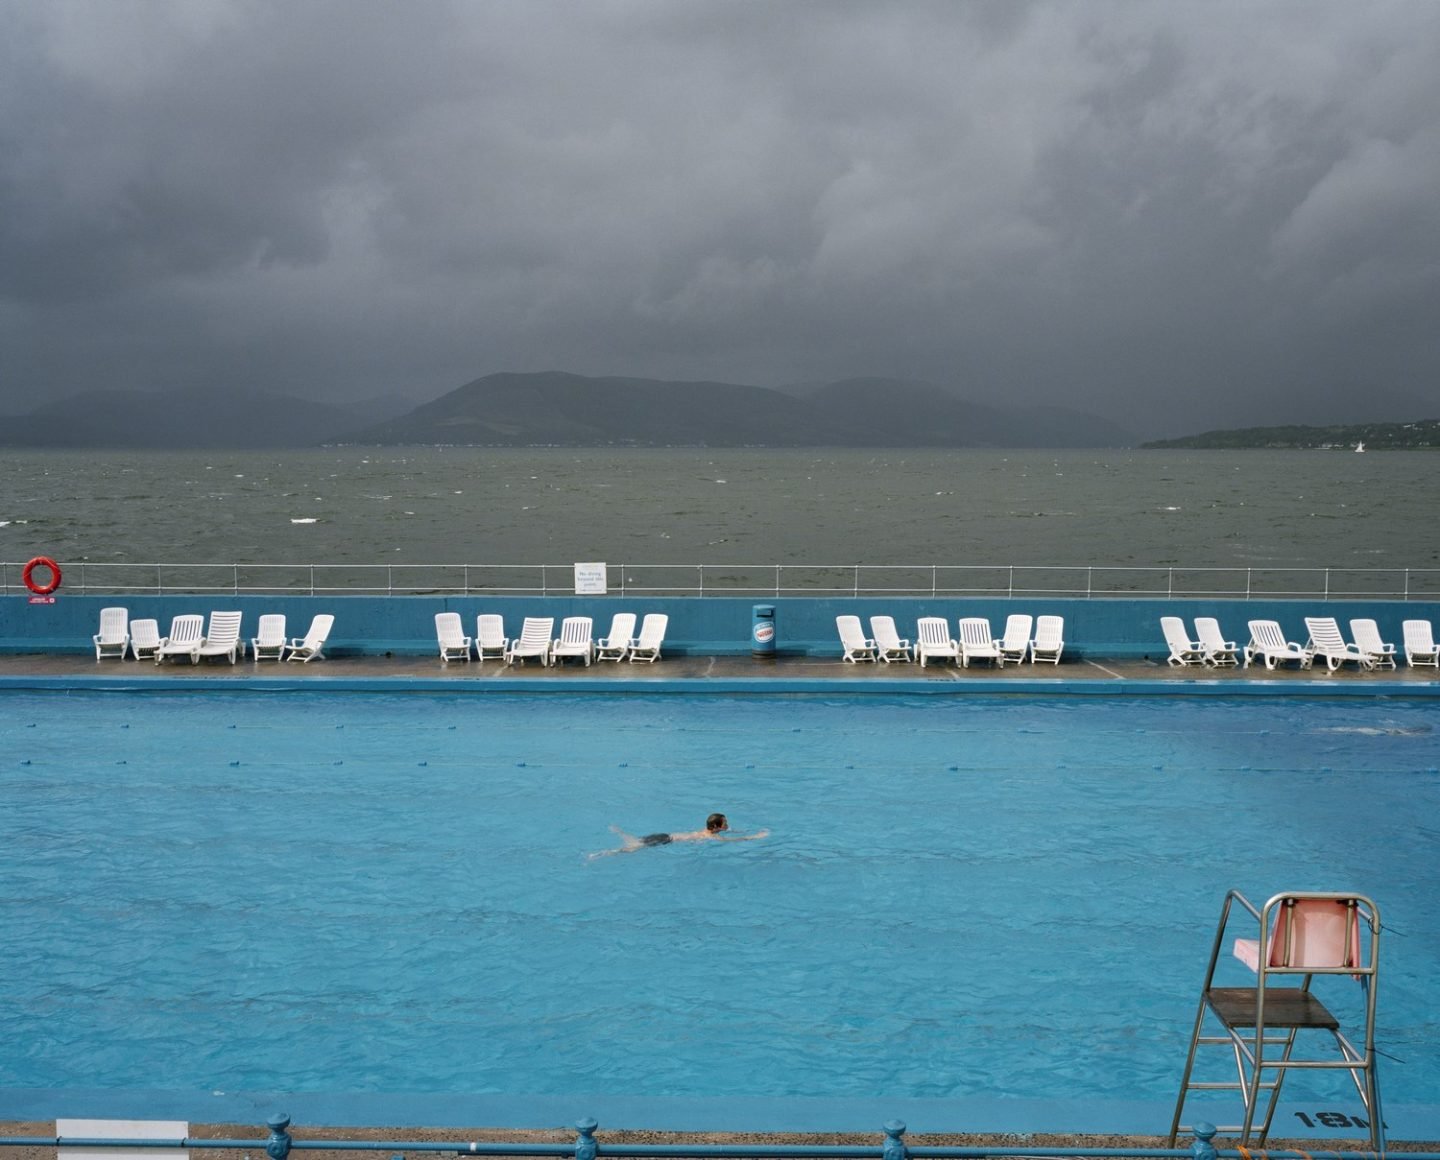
[2,0,1437,438]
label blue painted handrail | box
[0,1115,1421,1160]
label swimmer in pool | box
[589,812,769,858]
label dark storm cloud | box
[1,0,1437,436]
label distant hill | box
[343,371,1136,448]
[1141,418,1440,450]
[0,386,375,449]
[0,372,1136,449]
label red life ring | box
[22,556,62,595]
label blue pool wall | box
[5,593,1438,660]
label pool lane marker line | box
[1085,659,1126,679]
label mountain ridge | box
[0,372,1137,448]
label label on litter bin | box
[753,623,774,644]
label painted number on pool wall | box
[1292,1112,1385,1129]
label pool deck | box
[3,650,1440,695]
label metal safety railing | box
[0,1114,1420,1160]
[4,560,1439,601]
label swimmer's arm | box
[714,829,769,842]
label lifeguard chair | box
[1168,891,1383,1150]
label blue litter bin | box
[752,604,776,659]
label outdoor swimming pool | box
[3,691,1438,1130]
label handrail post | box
[854,564,859,597]
[774,564,780,597]
[1087,566,1093,599]
[1189,1121,1217,1160]
[1168,566,1174,599]
[698,564,704,597]
[309,565,315,597]
[882,1119,907,1160]
[1246,567,1252,599]
[575,1117,599,1160]
[265,1114,292,1160]
[1325,567,1331,601]
[233,564,239,595]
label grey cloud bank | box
[1,0,1437,440]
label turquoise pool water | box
[3,692,1438,1121]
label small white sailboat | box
[1355,440,1366,453]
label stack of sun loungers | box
[1236,617,1431,672]
[836,614,1064,667]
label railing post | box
[156,564,162,595]
[1405,567,1411,601]
[1008,565,1014,599]
[882,1119,907,1160]
[1189,1121,1217,1160]
[698,565,704,597]
[931,564,937,598]
[1324,567,1331,601]
[265,1114,292,1160]
[233,564,239,594]
[1246,567,1252,599]
[309,565,316,597]
[1168,567,1174,599]
[774,564,781,597]
[574,1116,599,1160]
[854,564,859,597]
[1087,566,1093,599]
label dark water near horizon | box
[2,447,1436,572]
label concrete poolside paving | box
[1,649,1438,692]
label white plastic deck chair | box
[995,613,1032,664]
[197,610,244,664]
[1348,619,1396,670]
[551,616,594,665]
[870,615,912,662]
[1161,616,1207,667]
[1303,616,1373,673]
[1030,615,1064,664]
[1403,619,1439,667]
[435,611,472,663]
[129,618,163,661]
[505,616,554,665]
[958,617,1003,668]
[58,1119,189,1160]
[250,614,287,662]
[836,615,878,662]
[628,613,668,662]
[1243,620,1309,670]
[285,613,334,662]
[915,617,958,668]
[1170,892,1383,1152]
[476,613,509,662]
[156,614,204,664]
[1194,617,1239,667]
[93,607,130,661]
[594,612,636,662]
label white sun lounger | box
[836,615,878,662]
[1244,620,1309,670]
[995,613,1032,664]
[156,614,204,664]
[435,611,472,663]
[1348,619,1396,670]
[476,614,509,662]
[628,613,668,662]
[959,617,1003,668]
[595,612,636,662]
[1030,615,1064,664]
[93,606,130,661]
[916,617,959,668]
[506,617,554,666]
[1194,617,1239,667]
[129,618,163,661]
[1162,616,1207,667]
[870,615,912,662]
[285,614,334,662]
[1403,619,1439,667]
[250,614,287,662]
[551,616,594,665]
[197,611,244,664]
[1303,616,1373,673]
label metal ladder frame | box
[1168,890,1383,1151]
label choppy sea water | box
[1,447,1436,570]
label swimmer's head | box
[706,812,728,832]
